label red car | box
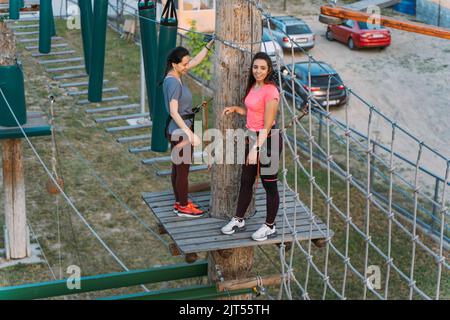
[326,20,391,50]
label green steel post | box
[19,0,24,8]
[8,0,20,20]
[78,0,93,74]
[38,0,52,54]
[0,260,208,300]
[50,2,56,37]
[99,284,253,300]
[88,0,108,103]
[138,0,157,118]
[151,0,178,152]
[0,65,27,127]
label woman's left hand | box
[206,39,215,50]
[247,147,258,165]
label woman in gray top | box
[163,42,213,218]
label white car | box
[260,30,284,69]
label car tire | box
[348,38,356,50]
[325,30,334,41]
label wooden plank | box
[85,103,139,114]
[158,206,309,225]
[116,133,151,144]
[180,230,325,254]
[156,165,208,176]
[320,5,450,40]
[172,219,326,242]
[2,139,27,259]
[166,217,318,237]
[150,198,300,215]
[176,227,326,254]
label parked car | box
[264,15,315,51]
[281,61,349,108]
[260,30,284,68]
[326,20,391,50]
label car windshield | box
[286,24,311,34]
[357,22,385,30]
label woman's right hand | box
[222,106,245,116]
[188,131,202,147]
[222,107,236,116]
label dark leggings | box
[170,135,192,206]
[235,131,283,225]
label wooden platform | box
[142,183,332,255]
[0,112,51,140]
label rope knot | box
[326,155,333,163]
[388,211,395,220]
[408,280,416,288]
[344,129,351,137]
[322,275,330,283]
[365,235,372,243]
[435,256,446,265]
[345,216,352,224]
[308,176,316,183]
[366,193,373,200]
[343,257,351,265]
[385,258,394,266]
[412,235,419,243]
[345,174,353,182]
[326,196,333,205]
[389,166,396,173]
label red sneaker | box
[173,200,199,213]
[176,203,205,218]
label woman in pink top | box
[220,52,282,241]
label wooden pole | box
[320,5,450,40]
[0,21,29,260]
[208,0,261,300]
[217,274,283,292]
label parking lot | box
[271,8,450,176]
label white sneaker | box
[221,217,246,235]
[252,224,277,241]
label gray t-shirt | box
[163,76,194,135]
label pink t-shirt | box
[244,83,280,131]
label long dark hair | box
[160,46,190,85]
[244,52,277,98]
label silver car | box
[264,16,315,51]
[260,30,284,69]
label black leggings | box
[170,134,192,206]
[235,131,283,225]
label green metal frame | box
[88,0,108,102]
[38,0,52,54]
[99,284,253,300]
[9,0,21,20]
[78,0,94,74]
[0,260,208,300]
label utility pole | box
[208,0,262,299]
[0,20,29,260]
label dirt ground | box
[267,0,450,184]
